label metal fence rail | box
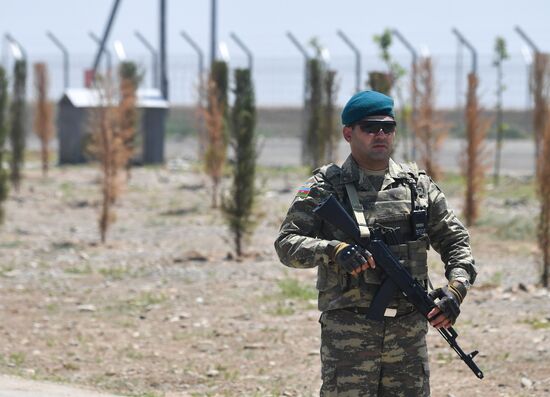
[2,51,531,109]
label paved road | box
[170,137,536,176]
[0,375,121,397]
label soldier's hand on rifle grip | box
[427,281,467,328]
[331,243,375,277]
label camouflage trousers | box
[319,308,430,397]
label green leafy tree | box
[369,29,405,94]
[304,38,339,170]
[322,69,339,163]
[223,69,257,257]
[0,66,8,223]
[9,60,27,192]
[306,56,323,169]
[492,36,509,184]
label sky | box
[1,0,549,107]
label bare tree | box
[118,61,141,180]
[462,73,491,226]
[492,37,509,185]
[415,56,447,180]
[539,107,550,288]
[533,53,549,177]
[204,79,226,208]
[33,63,54,177]
[88,77,128,243]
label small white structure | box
[57,88,169,164]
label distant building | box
[57,88,169,164]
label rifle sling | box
[344,183,370,239]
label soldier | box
[274,90,477,396]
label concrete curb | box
[0,375,123,397]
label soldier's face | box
[343,119,395,162]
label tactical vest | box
[316,162,430,308]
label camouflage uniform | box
[274,155,477,396]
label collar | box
[340,156,408,190]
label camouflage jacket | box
[274,155,477,312]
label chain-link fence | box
[1,51,533,109]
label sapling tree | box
[0,67,8,223]
[536,56,550,287]
[222,68,257,257]
[532,53,548,177]
[87,77,127,243]
[33,62,54,177]
[492,37,509,185]
[9,60,27,192]
[372,28,409,157]
[305,38,339,170]
[306,55,323,169]
[322,69,339,164]
[204,61,228,208]
[118,61,142,180]
[462,73,491,226]
[538,101,550,288]
[369,29,405,95]
[415,56,447,180]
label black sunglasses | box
[356,121,396,135]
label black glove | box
[332,243,373,276]
[428,283,465,325]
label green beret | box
[341,90,394,125]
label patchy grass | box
[129,292,168,309]
[270,302,296,316]
[521,317,550,330]
[0,264,15,277]
[486,176,536,201]
[437,173,465,197]
[8,352,26,367]
[99,266,131,280]
[277,278,317,301]
[0,241,23,249]
[477,212,536,241]
[64,264,93,275]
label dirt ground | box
[0,155,549,397]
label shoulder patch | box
[295,184,312,198]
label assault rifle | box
[313,195,484,379]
